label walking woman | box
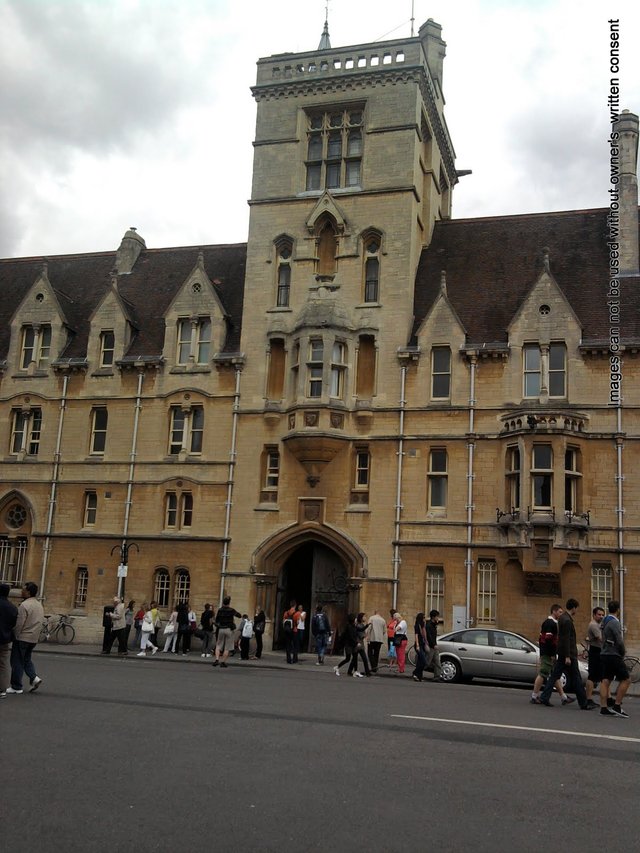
[349,613,372,677]
[393,612,409,674]
[334,614,359,677]
[412,612,428,682]
[163,604,179,653]
[137,607,158,656]
[133,602,146,649]
[386,610,398,669]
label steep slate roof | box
[0,243,247,360]
[412,208,640,345]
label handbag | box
[163,623,175,635]
[388,644,397,659]
[141,616,154,633]
[393,634,405,647]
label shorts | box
[216,627,234,653]
[539,654,555,678]
[601,655,630,683]
[587,647,602,683]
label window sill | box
[91,369,115,377]
[346,505,371,513]
[170,366,211,374]
[84,456,104,461]
[255,504,280,512]
[266,307,292,314]
[426,510,447,518]
[355,302,381,309]
[11,371,49,380]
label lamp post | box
[111,541,139,599]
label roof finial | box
[440,269,447,295]
[318,0,331,50]
[542,247,550,273]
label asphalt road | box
[2,654,639,853]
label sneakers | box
[333,666,340,677]
[137,651,146,657]
[561,696,576,705]
[211,659,220,667]
[607,697,616,708]
[0,691,6,698]
[600,707,618,716]
[29,677,42,693]
[613,704,629,718]
[6,687,23,694]
[530,696,542,704]
[352,672,364,678]
[201,653,206,658]
[585,700,598,710]
[413,675,422,682]
[151,646,158,655]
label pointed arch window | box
[363,234,381,303]
[275,239,293,307]
[153,568,170,608]
[317,220,338,277]
[175,568,190,605]
[74,567,89,609]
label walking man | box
[366,610,387,673]
[585,606,605,710]
[426,609,443,681]
[8,581,45,694]
[599,600,631,717]
[211,595,242,668]
[311,604,331,665]
[0,583,18,698]
[539,598,590,709]
[531,603,572,705]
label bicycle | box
[39,614,75,645]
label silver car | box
[433,627,588,686]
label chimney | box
[614,110,639,276]
[419,19,446,94]
[115,227,146,275]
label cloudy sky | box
[1,0,638,259]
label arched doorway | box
[274,542,349,651]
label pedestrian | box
[311,604,331,665]
[253,607,266,659]
[539,598,591,710]
[333,613,358,677]
[133,602,146,648]
[211,595,242,668]
[412,612,428,682]
[200,603,216,657]
[8,581,45,694]
[137,607,158,656]
[176,601,191,655]
[530,604,571,704]
[106,596,128,655]
[349,612,371,677]
[599,600,631,717]
[393,612,409,674]
[0,582,18,698]
[162,604,179,653]
[386,609,398,668]
[240,614,253,660]
[149,600,161,647]
[366,609,387,673]
[296,604,307,657]
[282,600,298,664]
[425,609,444,681]
[585,606,605,709]
[124,600,135,648]
[101,601,115,654]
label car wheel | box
[440,658,461,683]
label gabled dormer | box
[506,251,583,404]
[414,271,467,404]
[88,273,136,373]
[162,252,229,371]
[9,263,69,377]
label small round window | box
[6,504,27,529]
[539,304,551,315]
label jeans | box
[427,647,443,679]
[413,646,427,680]
[314,632,328,661]
[201,630,214,654]
[10,640,37,689]
[285,632,298,663]
[348,646,371,676]
[541,656,587,706]
[0,642,11,692]
[255,631,263,659]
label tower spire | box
[318,0,331,50]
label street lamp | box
[111,541,140,599]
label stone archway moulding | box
[252,521,367,578]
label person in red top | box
[386,609,398,670]
[283,600,298,664]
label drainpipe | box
[40,373,69,598]
[392,364,407,610]
[465,354,477,627]
[219,365,242,606]
[615,407,625,627]
[118,369,144,598]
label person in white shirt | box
[366,610,387,672]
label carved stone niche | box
[298,498,325,525]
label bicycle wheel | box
[624,656,640,684]
[406,645,417,668]
[56,623,76,645]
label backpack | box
[242,620,254,638]
[312,613,328,635]
[282,615,294,633]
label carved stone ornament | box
[304,411,319,427]
[303,501,322,522]
[288,413,296,430]
[330,412,344,428]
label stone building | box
[1,19,639,648]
